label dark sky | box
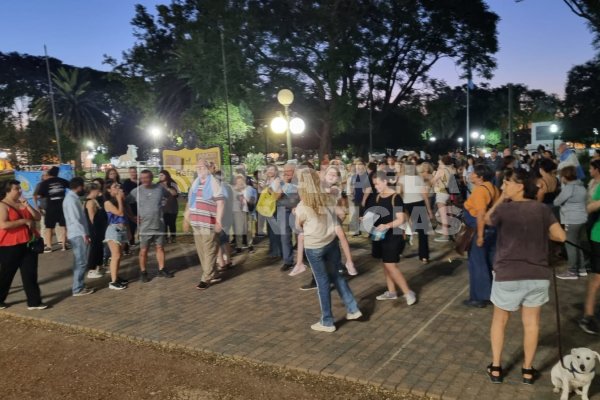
[0,0,596,97]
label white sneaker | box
[434,236,450,242]
[27,304,49,310]
[346,310,363,320]
[376,291,398,301]
[405,290,417,306]
[579,270,589,277]
[87,269,104,279]
[311,322,336,332]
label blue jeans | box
[305,240,360,327]
[267,207,294,264]
[69,236,89,294]
[467,228,496,302]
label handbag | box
[27,233,45,254]
[454,184,496,256]
[454,224,475,256]
[256,190,277,217]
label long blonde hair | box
[297,168,331,212]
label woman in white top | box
[431,155,454,242]
[232,175,250,252]
[295,168,361,333]
[398,161,434,263]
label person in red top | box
[0,180,46,310]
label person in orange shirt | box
[463,164,500,308]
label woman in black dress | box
[367,171,416,305]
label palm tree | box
[34,67,109,170]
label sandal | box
[521,367,540,385]
[486,363,503,384]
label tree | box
[182,101,253,149]
[119,0,499,156]
[563,57,600,141]
[34,68,110,169]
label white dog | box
[551,347,600,400]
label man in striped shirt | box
[183,160,224,290]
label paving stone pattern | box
[2,236,600,399]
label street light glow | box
[457,137,464,143]
[289,117,305,134]
[480,134,485,140]
[86,140,95,149]
[149,126,162,138]
[270,116,287,134]
[470,131,479,139]
[550,123,559,133]
[429,136,436,142]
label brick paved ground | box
[2,235,600,399]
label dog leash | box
[551,264,568,370]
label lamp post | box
[149,126,162,167]
[85,141,96,179]
[550,123,559,153]
[272,89,305,160]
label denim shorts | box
[104,224,127,245]
[491,279,550,311]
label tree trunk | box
[318,119,332,158]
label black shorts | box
[45,204,66,228]
[591,241,600,274]
[372,231,406,263]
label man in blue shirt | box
[62,177,94,297]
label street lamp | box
[480,134,485,141]
[550,123,559,152]
[457,137,464,151]
[429,136,436,142]
[273,89,304,160]
[470,131,480,139]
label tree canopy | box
[119,0,499,156]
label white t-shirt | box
[400,175,426,204]
[294,202,337,249]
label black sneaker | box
[0,302,7,310]
[209,276,223,284]
[117,276,129,285]
[109,281,127,290]
[140,271,149,283]
[196,281,210,290]
[248,246,255,254]
[300,281,317,291]
[235,248,243,254]
[157,269,174,278]
[281,264,293,272]
[579,316,599,335]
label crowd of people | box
[3,141,600,385]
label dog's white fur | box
[551,347,600,400]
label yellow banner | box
[162,147,222,193]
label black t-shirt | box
[37,177,69,207]
[122,179,138,196]
[372,193,404,227]
[122,179,138,215]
